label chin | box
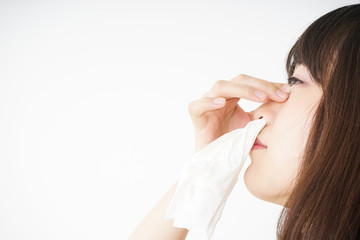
[244,166,258,193]
[243,165,286,206]
[243,165,262,198]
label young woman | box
[129,4,360,239]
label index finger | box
[230,74,292,100]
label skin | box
[245,64,323,206]
[129,64,322,239]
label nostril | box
[259,116,263,119]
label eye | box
[287,77,303,86]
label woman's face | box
[244,64,323,206]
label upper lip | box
[254,138,267,147]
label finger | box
[230,74,286,88]
[203,80,273,102]
[230,74,291,101]
[188,97,226,118]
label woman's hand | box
[188,74,291,153]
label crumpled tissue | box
[164,118,267,239]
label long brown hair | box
[276,4,360,239]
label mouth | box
[251,137,267,150]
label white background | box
[0,0,357,239]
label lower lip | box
[251,144,267,150]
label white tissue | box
[164,118,267,239]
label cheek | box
[271,99,313,157]
[244,154,300,204]
[245,113,305,204]
[244,88,321,204]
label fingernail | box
[213,98,225,105]
[276,89,288,99]
[281,84,291,93]
[254,90,266,99]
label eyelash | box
[287,77,303,86]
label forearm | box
[129,181,189,240]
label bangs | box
[285,5,359,88]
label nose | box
[249,110,264,121]
[249,101,281,123]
